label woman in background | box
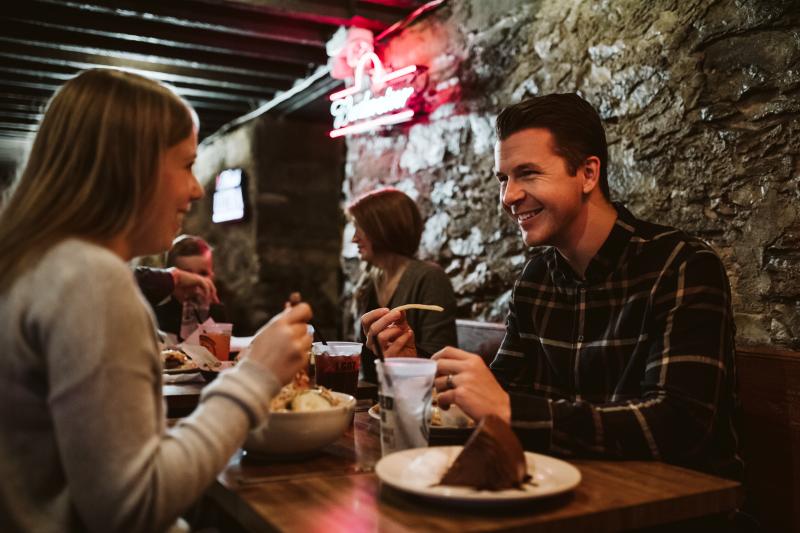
[348,188,457,382]
[0,68,311,532]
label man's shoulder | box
[626,212,720,265]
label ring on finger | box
[446,373,455,390]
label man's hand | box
[433,347,511,424]
[360,308,417,357]
[169,267,219,304]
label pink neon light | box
[381,64,417,82]
[329,109,414,138]
[329,85,359,101]
[329,57,419,101]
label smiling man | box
[363,93,742,480]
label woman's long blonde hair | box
[0,68,196,291]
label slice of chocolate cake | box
[439,414,530,490]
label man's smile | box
[514,207,544,223]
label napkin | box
[179,342,219,368]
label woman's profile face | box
[129,130,203,256]
[352,222,374,263]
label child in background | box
[155,234,227,340]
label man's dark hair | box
[495,93,610,200]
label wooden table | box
[163,382,205,418]
[193,412,743,532]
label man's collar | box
[550,203,637,284]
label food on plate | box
[269,371,341,412]
[439,414,530,490]
[161,348,196,370]
[199,360,236,382]
[430,405,475,428]
[371,390,475,428]
[430,388,474,428]
[199,359,232,372]
[402,447,453,488]
[390,303,444,313]
[291,389,339,411]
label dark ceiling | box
[0,0,429,166]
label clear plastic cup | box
[375,357,436,456]
[199,322,232,361]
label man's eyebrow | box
[495,162,544,178]
[511,162,544,173]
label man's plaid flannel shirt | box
[491,204,742,478]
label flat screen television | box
[212,168,247,223]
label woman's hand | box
[168,267,219,304]
[246,303,312,385]
[361,308,417,357]
[433,347,511,424]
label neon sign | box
[328,52,423,138]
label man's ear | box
[581,156,602,194]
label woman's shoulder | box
[406,258,447,278]
[8,239,140,327]
[46,238,129,278]
[26,239,133,299]
[406,259,452,291]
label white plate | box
[375,446,581,504]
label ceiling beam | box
[196,0,407,31]
[0,21,314,79]
[0,55,287,95]
[0,111,42,124]
[5,3,327,66]
[0,42,298,86]
[0,66,278,103]
[29,0,333,47]
[0,122,38,133]
[0,69,272,105]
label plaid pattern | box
[491,204,742,478]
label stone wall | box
[341,0,800,348]
[189,117,345,337]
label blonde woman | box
[0,69,312,532]
[348,188,457,382]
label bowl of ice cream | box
[244,384,356,456]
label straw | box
[308,319,340,355]
[309,319,328,345]
[372,334,385,363]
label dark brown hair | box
[495,93,610,199]
[167,234,212,267]
[347,188,423,258]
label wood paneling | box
[736,345,800,533]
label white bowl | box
[244,391,356,456]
